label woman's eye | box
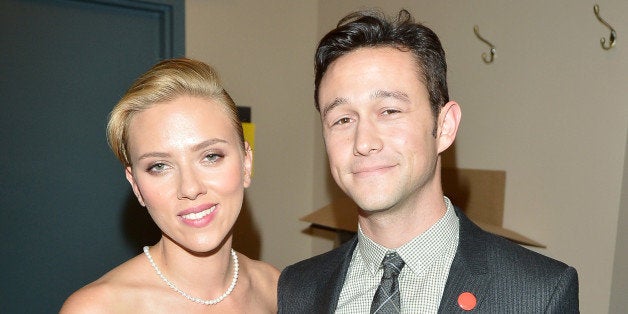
[147,163,168,173]
[205,153,223,163]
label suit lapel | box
[314,210,493,312]
[317,236,358,313]
[438,208,492,312]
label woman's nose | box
[177,166,206,200]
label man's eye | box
[382,109,401,115]
[333,117,351,126]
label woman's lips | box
[180,205,216,220]
[178,204,218,227]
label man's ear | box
[436,101,462,154]
[125,166,145,207]
[242,141,253,188]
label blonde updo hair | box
[107,58,245,166]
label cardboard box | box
[301,168,545,247]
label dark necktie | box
[370,252,405,314]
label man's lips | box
[352,164,395,175]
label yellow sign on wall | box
[242,122,255,151]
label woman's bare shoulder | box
[234,252,279,312]
[60,254,149,313]
[238,253,280,288]
[60,279,114,314]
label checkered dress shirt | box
[335,197,460,314]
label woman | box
[61,58,279,313]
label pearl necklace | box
[143,246,239,305]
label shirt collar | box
[357,197,459,276]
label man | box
[278,8,579,313]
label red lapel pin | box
[457,292,477,311]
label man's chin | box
[354,197,394,215]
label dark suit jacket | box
[278,208,579,313]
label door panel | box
[0,0,184,312]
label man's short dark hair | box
[314,9,449,125]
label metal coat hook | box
[593,4,616,50]
[473,25,496,63]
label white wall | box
[185,0,319,269]
[610,132,628,313]
[186,1,628,313]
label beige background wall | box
[186,0,319,269]
[610,133,628,313]
[186,1,627,313]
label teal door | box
[0,0,184,312]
